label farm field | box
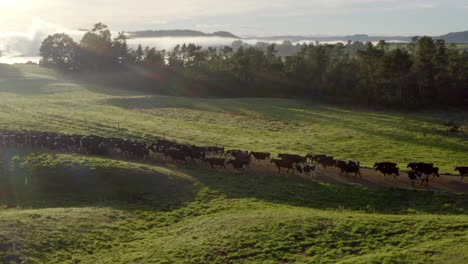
[0,64,466,173]
[1,63,468,263]
[1,151,467,263]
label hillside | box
[129,29,239,39]
[1,151,467,263]
[0,64,467,263]
[0,64,466,173]
[438,31,468,44]
[254,30,468,43]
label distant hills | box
[127,29,468,44]
[438,31,468,44]
[254,31,468,44]
[129,30,239,39]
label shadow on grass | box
[103,96,467,153]
[184,166,468,215]
[0,150,197,211]
[1,149,466,215]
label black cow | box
[307,154,327,162]
[227,159,249,170]
[374,162,397,169]
[455,167,468,181]
[250,151,271,162]
[206,146,225,156]
[203,158,226,169]
[278,154,306,163]
[376,167,400,179]
[227,150,249,159]
[164,149,187,163]
[315,156,336,168]
[271,158,295,174]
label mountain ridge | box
[128,29,468,43]
[129,29,239,39]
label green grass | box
[0,64,466,173]
[0,64,467,263]
[1,152,467,263]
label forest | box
[38,23,468,107]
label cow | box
[307,154,327,163]
[407,162,433,170]
[335,160,361,177]
[374,162,397,169]
[315,156,336,168]
[278,154,306,163]
[455,167,468,181]
[227,159,249,170]
[408,163,439,179]
[164,149,187,163]
[227,150,250,160]
[186,146,206,160]
[295,162,316,177]
[270,158,295,174]
[376,167,400,179]
[206,146,225,156]
[203,158,226,169]
[250,151,271,162]
[408,171,429,186]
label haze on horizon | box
[0,0,467,36]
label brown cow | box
[271,158,295,174]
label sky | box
[0,0,467,36]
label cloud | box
[0,18,84,56]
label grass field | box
[0,64,467,173]
[1,151,467,263]
[1,64,467,263]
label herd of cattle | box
[0,130,466,186]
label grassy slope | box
[0,64,466,173]
[0,152,467,263]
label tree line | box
[39,23,468,107]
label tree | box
[112,31,131,66]
[134,45,144,64]
[77,23,114,70]
[39,33,77,70]
[382,48,413,100]
[413,36,437,101]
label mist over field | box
[0,18,413,64]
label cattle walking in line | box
[1,129,459,188]
[455,167,468,181]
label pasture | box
[1,151,467,263]
[0,64,467,263]
[0,64,466,173]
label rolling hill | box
[0,63,467,263]
[129,29,239,39]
